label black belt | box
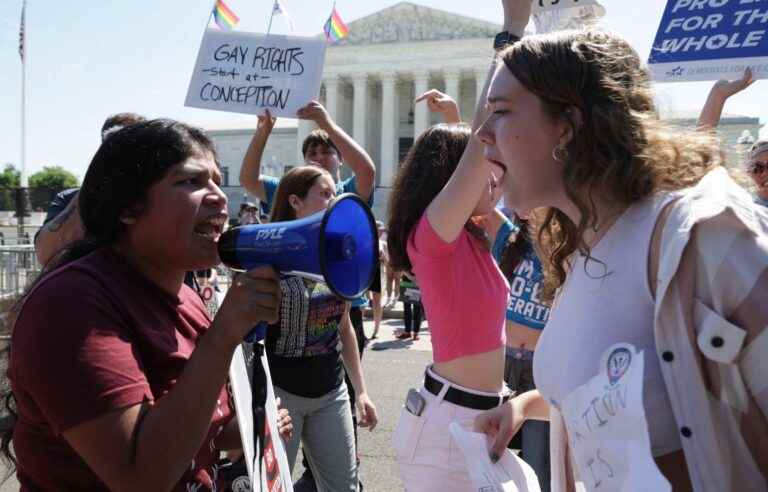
[424,371,510,411]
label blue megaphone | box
[218,193,379,341]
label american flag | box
[19,0,26,61]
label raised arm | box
[297,101,376,202]
[415,89,462,124]
[426,0,531,243]
[239,112,277,201]
[697,68,754,130]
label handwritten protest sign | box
[559,343,671,492]
[649,0,768,82]
[186,29,326,117]
[532,0,599,13]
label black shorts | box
[369,263,382,293]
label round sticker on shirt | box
[606,346,632,385]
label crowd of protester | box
[2,0,767,490]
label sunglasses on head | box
[748,161,768,174]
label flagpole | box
[267,1,277,35]
[19,0,29,242]
[20,1,27,189]
[204,0,216,33]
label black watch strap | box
[494,31,521,52]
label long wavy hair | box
[499,30,722,301]
[269,166,331,223]
[0,119,217,471]
[387,123,488,273]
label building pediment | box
[335,2,500,47]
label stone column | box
[475,68,488,104]
[444,68,462,105]
[352,73,369,150]
[323,75,340,122]
[413,71,430,138]
[380,72,399,188]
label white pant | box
[392,367,506,491]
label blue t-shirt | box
[505,247,549,329]
[491,218,549,330]
[261,174,372,216]
[755,196,768,208]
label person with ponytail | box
[4,119,283,491]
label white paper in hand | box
[449,421,541,492]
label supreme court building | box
[209,2,762,219]
[210,2,499,218]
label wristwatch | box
[494,31,521,52]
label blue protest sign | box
[648,0,768,82]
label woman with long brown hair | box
[385,4,536,489]
[474,23,768,492]
[264,166,378,492]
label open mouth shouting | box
[194,213,227,242]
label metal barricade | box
[0,246,40,301]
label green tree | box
[0,164,20,188]
[29,166,79,210]
[0,164,20,210]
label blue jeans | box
[504,348,551,492]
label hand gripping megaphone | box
[218,193,379,341]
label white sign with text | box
[186,30,326,118]
[560,343,671,492]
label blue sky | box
[0,0,765,181]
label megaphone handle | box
[245,322,268,343]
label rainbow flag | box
[212,0,239,30]
[323,7,349,43]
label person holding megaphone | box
[2,119,286,491]
[257,165,378,492]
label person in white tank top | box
[467,7,768,491]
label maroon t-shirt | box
[8,249,234,491]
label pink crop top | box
[407,215,509,362]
